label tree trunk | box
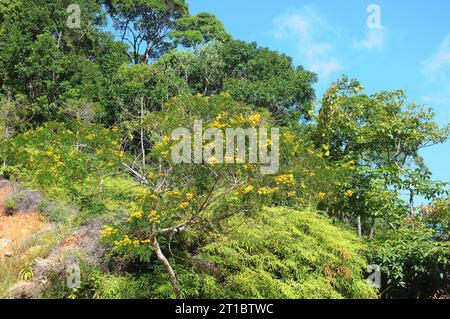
[369,217,376,239]
[409,178,415,216]
[140,96,146,167]
[152,236,182,299]
[357,215,362,237]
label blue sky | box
[189,0,450,185]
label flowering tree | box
[102,94,303,298]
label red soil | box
[0,183,45,255]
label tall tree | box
[105,0,189,64]
[314,76,450,234]
[170,12,231,47]
[0,0,127,125]
[158,39,317,124]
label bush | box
[0,121,122,198]
[366,219,450,299]
[4,197,17,215]
[43,263,158,299]
[37,200,74,223]
[189,207,377,299]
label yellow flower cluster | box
[49,167,59,178]
[210,120,227,129]
[68,148,77,157]
[114,235,141,247]
[101,226,118,238]
[216,112,228,120]
[344,190,354,198]
[341,161,356,168]
[160,151,169,159]
[287,191,297,198]
[274,174,296,186]
[207,156,219,165]
[318,192,327,201]
[208,113,228,129]
[162,135,170,144]
[180,202,189,209]
[136,189,154,205]
[114,235,132,246]
[114,235,153,248]
[129,210,143,221]
[148,210,160,224]
[155,136,172,159]
[248,114,261,127]
[147,172,157,180]
[229,114,246,126]
[169,189,182,196]
[239,185,254,194]
[258,187,279,195]
[186,193,195,200]
[53,155,64,167]
[116,149,125,158]
[85,133,95,140]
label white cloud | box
[309,61,342,79]
[422,93,450,106]
[421,93,450,124]
[354,27,387,50]
[422,34,450,80]
[421,35,450,115]
[272,7,342,79]
[421,84,450,122]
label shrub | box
[190,207,377,299]
[4,197,17,215]
[37,200,73,223]
[0,121,122,199]
[42,263,158,299]
[366,219,450,299]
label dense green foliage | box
[44,207,377,299]
[194,207,376,299]
[367,219,449,299]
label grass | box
[0,225,70,298]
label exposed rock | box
[0,179,18,192]
[8,219,107,299]
[0,238,10,250]
[8,281,44,299]
[13,191,44,214]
